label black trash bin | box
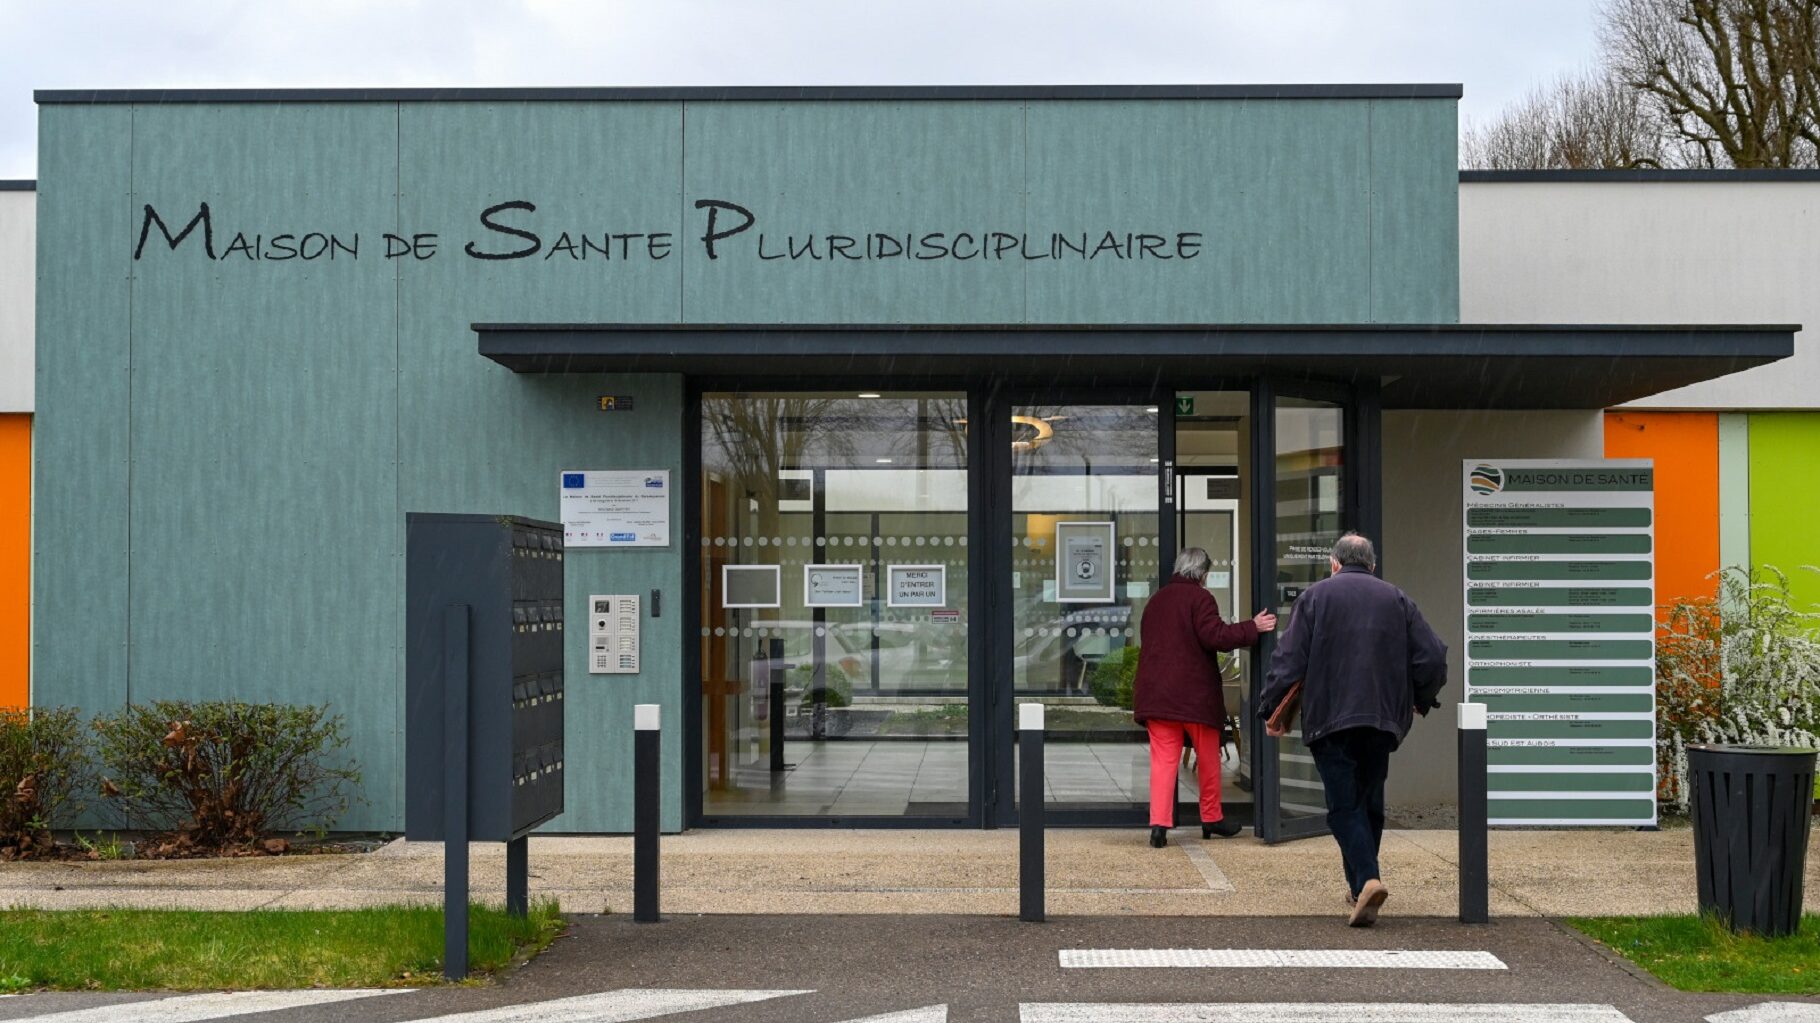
[1687,743,1817,937]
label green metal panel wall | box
[34,96,1456,831]
[1747,412,1820,612]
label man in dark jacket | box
[1260,532,1447,927]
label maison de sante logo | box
[1468,464,1506,496]
[128,199,1206,265]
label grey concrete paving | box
[3,826,1816,917]
[0,915,1813,1022]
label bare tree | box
[1463,70,1670,169]
[1603,0,1820,167]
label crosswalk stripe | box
[830,1007,947,1023]
[1706,1005,1820,1022]
[388,988,813,1023]
[5,989,399,1023]
[1021,1005,1636,1022]
[1059,949,1507,970]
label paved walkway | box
[6,825,1816,917]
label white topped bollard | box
[634,703,661,923]
[1020,702,1045,922]
[1457,701,1489,924]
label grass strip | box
[1569,914,1820,994]
[0,902,563,992]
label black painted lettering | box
[1176,232,1203,259]
[827,234,860,260]
[223,232,257,260]
[1136,234,1170,259]
[647,233,673,260]
[1021,233,1049,260]
[546,232,581,260]
[412,233,438,259]
[134,202,215,260]
[384,233,411,258]
[788,235,820,260]
[991,232,1019,259]
[951,232,978,260]
[1056,233,1087,258]
[873,233,904,259]
[693,199,755,260]
[610,233,640,260]
[330,234,357,259]
[1090,231,1125,259]
[757,234,784,260]
[299,233,330,260]
[915,233,949,260]
[464,200,542,260]
[268,234,299,260]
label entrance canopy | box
[475,323,1794,409]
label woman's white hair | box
[1173,546,1213,582]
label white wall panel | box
[1460,180,1820,410]
[0,188,32,413]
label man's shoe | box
[1149,826,1168,848]
[1348,879,1389,927]
[1202,819,1243,839]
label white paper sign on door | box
[1054,521,1115,603]
[804,564,864,607]
[887,564,947,608]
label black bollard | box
[634,703,662,923]
[505,835,528,918]
[1457,701,1489,924]
[1019,703,1045,923]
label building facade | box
[0,178,32,710]
[27,87,1794,835]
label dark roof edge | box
[35,83,1464,105]
[1462,169,1820,182]
[0,180,34,191]
[472,322,1799,335]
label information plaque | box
[1461,459,1657,828]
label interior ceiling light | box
[875,457,894,464]
[1145,406,1160,414]
[857,392,882,398]
[1010,415,1055,452]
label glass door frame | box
[980,382,1178,828]
[681,374,1378,831]
[1248,376,1383,844]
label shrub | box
[91,701,362,853]
[1088,644,1142,710]
[1656,566,1820,811]
[793,662,853,709]
[0,708,90,858]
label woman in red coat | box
[1133,547,1276,847]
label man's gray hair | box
[1173,546,1213,582]
[1331,532,1376,570]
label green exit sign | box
[1174,395,1195,416]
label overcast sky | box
[0,0,1602,179]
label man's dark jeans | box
[1308,726,1399,898]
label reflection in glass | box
[700,393,970,817]
[1011,404,1159,811]
[1273,396,1346,822]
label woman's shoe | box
[1149,826,1168,848]
[1202,819,1243,839]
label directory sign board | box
[1461,459,1657,827]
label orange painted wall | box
[0,414,26,708]
[1603,411,1720,614]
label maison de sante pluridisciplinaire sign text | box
[128,199,1209,264]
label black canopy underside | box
[474,323,1794,409]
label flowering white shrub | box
[1656,566,1820,812]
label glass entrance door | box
[1249,381,1378,843]
[1006,401,1161,819]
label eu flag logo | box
[562,473,585,489]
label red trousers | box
[1145,719,1225,828]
